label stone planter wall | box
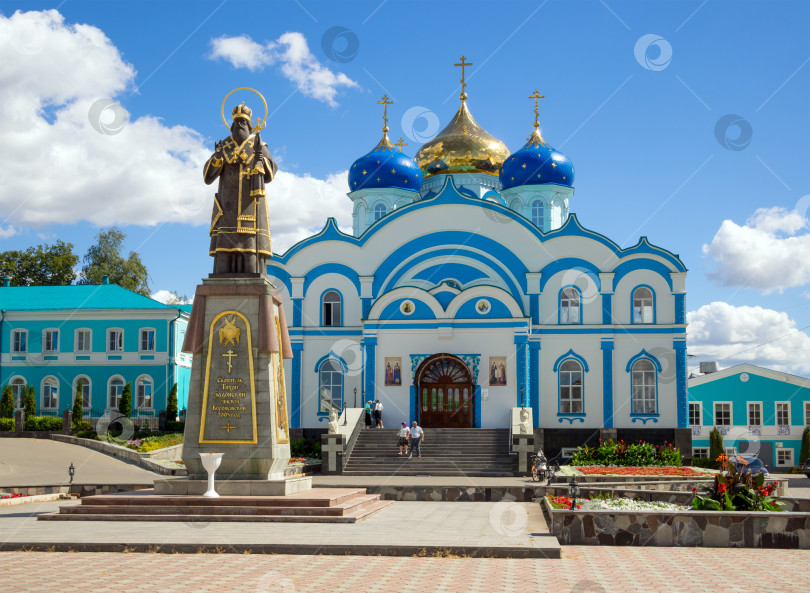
[50,434,186,476]
[543,498,810,548]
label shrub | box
[24,386,36,419]
[570,438,682,467]
[709,427,724,467]
[71,389,83,430]
[0,418,13,432]
[800,426,810,465]
[118,382,133,418]
[166,420,185,432]
[290,437,321,459]
[166,383,178,422]
[692,454,783,512]
[23,416,63,431]
[0,385,13,419]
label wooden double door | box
[415,354,474,428]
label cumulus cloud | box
[151,290,192,305]
[703,207,810,293]
[687,301,810,374]
[0,10,351,244]
[209,32,358,106]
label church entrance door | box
[415,354,474,428]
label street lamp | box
[520,387,525,408]
[68,462,75,484]
[354,387,357,408]
[568,477,580,510]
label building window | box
[374,203,387,220]
[10,377,26,409]
[531,200,544,228]
[75,377,91,410]
[322,291,342,327]
[631,359,657,414]
[108,378,124,409]
[632,287,654,324]
[747,402,762,426]
[42,377,58,409]
[11,330,27,353]
[319,360,343,414]
[776,402,790,426]
[43,329,59,353]
[559,360,583,414]
[140,329,156,352]
[75,329,91,353]
[714,402,731,426]
[692,447,709,459]
[136,377,153,409]
[776,448,794,467]
[805,402,810,426]
[688,402,702,426]
[108,329,124,352]
[560,287,581,324]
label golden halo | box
[221,87,268,132]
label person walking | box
[408,421,424,459]
[374,399,384,428]
[364,400,373,428]
[397,422,410,456]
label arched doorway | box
[415,353,474,428]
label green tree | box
[79,227,150,296]
[166,382,178,422]
[709,427,725,466]
[0,385,14,419]
[118,382,133,418]
[0,240,79,286]
[800,426,810,465]
[71,387,84,429]
[24,385,36,419]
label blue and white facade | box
[0,280,191,422]
[689,364,810,469]
[269,98,689,431]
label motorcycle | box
[531,453,549,482]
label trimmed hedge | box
[0,418,13,432]
[23,416,63,431]
[570,438,683,467]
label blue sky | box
[1,0,809,374]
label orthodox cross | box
[529,89,545,130]
[220,421,236,434]
[394,137,408,152]
[454,55,473,102]
[222,349,238,374]
[377,94,392,133]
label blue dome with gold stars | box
[349,134,422,192]
[500,128,574,190]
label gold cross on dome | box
[529,89,545,130]
[454,55,473,102]
[394,137,408,151]
[377,94,393,133]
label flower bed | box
[546,495,684,512]
[0,492,30,499]
[576,466,708,477]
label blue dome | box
[499,130,574,190]
[349,135,422,192]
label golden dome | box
[414,102,511,178]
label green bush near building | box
[0,385,14,419]
[800,426,810,465]
[570,439,683,467]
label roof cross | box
[394,137,408,152]
[529,89,545,130]
[377,94,393,133]
[454,55,473,103]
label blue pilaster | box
[529,341,541,428]
[601,340,614,428]
[530,294,540,325]
[362,298,372,320]
[364,337,377,401]
[293,298,303,327]
[474,385,482,428]
[410,385,416,424]
[674,340,688,428]
[291,342,303,429]
[674,293,686,324]
[601,293,613,325]
[514,335,528,407]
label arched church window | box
[631,359,657,414]
[632,287,654,324]
[374,203,387,220]
[319,360,343,414]
[322,290,342,327]
[42,376,59,410]
[559,360,583,414]
[560,287,581,324]
[531,200,544,228]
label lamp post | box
[354,387,357,408]
[68,462,75,485]
[343,402,347,426]
[568,477,580,510]
[520,387,525,408]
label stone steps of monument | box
[38,488,394,523]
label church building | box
[267,67,688,439]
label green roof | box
[0,284,184,312]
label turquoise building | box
[0,278,191,425]
[688,364,810,469]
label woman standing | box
[397,422,410,456]
[364,400,373,428]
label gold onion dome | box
[414,102,511,178]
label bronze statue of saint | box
[204,103,278,274]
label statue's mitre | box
[232,103,253,121]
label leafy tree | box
[0,385,14,419]
[800,426,810,465]
[79,227,150,296]
[118,382,133,418]
[709,427,725,466]
[24,385,36,419]
[166,383,178,422]
[71,387,84,429]
[0,240,79,286]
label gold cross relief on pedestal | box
[222,349,238,373]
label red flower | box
[717,482,728,494]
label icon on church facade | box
[384,357,402,386]
[489,357,507,386]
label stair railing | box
[342,408,365,467]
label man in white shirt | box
[408,421,424,458]
[374,399,384,428]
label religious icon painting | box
[384,357,402,386]
[488,356,507,386]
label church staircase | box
[342,428,514,476]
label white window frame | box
[42,328,59,353]
[75,328,92,353]
[9,376,26,409]
[135,375,154,409]
[139,328,156,353]
[747,401,762,426]
[374,203,387,220]
[775,448,794,467]
[11,329,27,353]
[631,359,657,414]
[558,359,584,414]
[714,401,732,426]
[560,288,581,325]
[41,376,59,410]
[688,402,702,426]
[107,376,125,409]
[775,401,790,426]
[692,447,709,459]
[318,361,343,414]
[531,199,544,228]
[322,291,342,328]
[107,328,124,353]
[73,376,91,410]
[632,287,654,324]
[805,402,810,426]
